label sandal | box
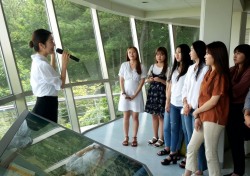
[131,137,138,147]
[157,148,170,156]
[148,137,158,144]
[154,139,164,147]
[161,153,178,165]
[179,157,186,169]
[122,136,129,146]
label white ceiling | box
[70,0,250,27]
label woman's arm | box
[165,82,171,112]
[153,77,166,85]
[193,95,221,118]
[130,78,145,100]
[119,76,126,94]
[244,110,250,128]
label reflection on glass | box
[0,45,11,98]
[0,102,17,140]
[72,84,110,131]
[2,0,48,91]
[98,11,133,79]
[173,26,199,46]
[0,111,150,176]
[135,20,171,69]
[54,0,101,82]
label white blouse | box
[118,62,146,81]
[170,68,186,107]
[30,53,61,97]
[182,63,208,109]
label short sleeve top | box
[118,62,147,81]
[198,69,229,126]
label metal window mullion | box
[45,0,80,132]
[168,24,175,65]
[130,17,147,105]
[0,1,26,115]
[91,8,116,120]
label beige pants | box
[185,121,224,176]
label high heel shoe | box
[161,153,177,165]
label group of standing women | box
[29,28,250,176]
[117,41,250,176]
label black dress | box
[145,65,167,118]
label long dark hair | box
[192,40,206,80]
[206,41,229,76]
[126,46,142,74]
[170,44,192,81]
[231,44,250,83]
[29,29,51,52]
[155,47,168,74]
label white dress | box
[118,62,146,112]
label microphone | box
[56,48,80,62]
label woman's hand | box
[147,76,154,83]
[165,101,170,112]
[125,95,136,101]
[62,51,70,68]
[183,104,191,116]
[245,115,250,128]
[194,118,202,131]
[153,77,161,82]
[193,109,201,131]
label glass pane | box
[0,102,17,140]
[110,80,123,117]
[73,84,110,132]
[0,111,150,175]
[54,0,102,82]
[98,11,133,79]
[173,26,199,46]
[0,45,11,98]
[135,20,171,69]
[2,0,49,92]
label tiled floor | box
[83,112,250,176]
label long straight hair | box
[206,41,229,76]
[126,46,142,74]
[169,44,192,81]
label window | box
[0,45,11,98]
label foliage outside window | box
[0,102,17,140]
[135,20,171,69]
[0,45,11,98]
[98,11,133,79]
[173,26,199,47]
[54,0,101,82]
[2,0,49,92]
[72,84,109,131]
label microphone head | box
[56,48,63,54]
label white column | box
[199,0,234,168]
[229,12,247,66]
[200,0,233,49]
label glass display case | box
[0,110,151,176]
